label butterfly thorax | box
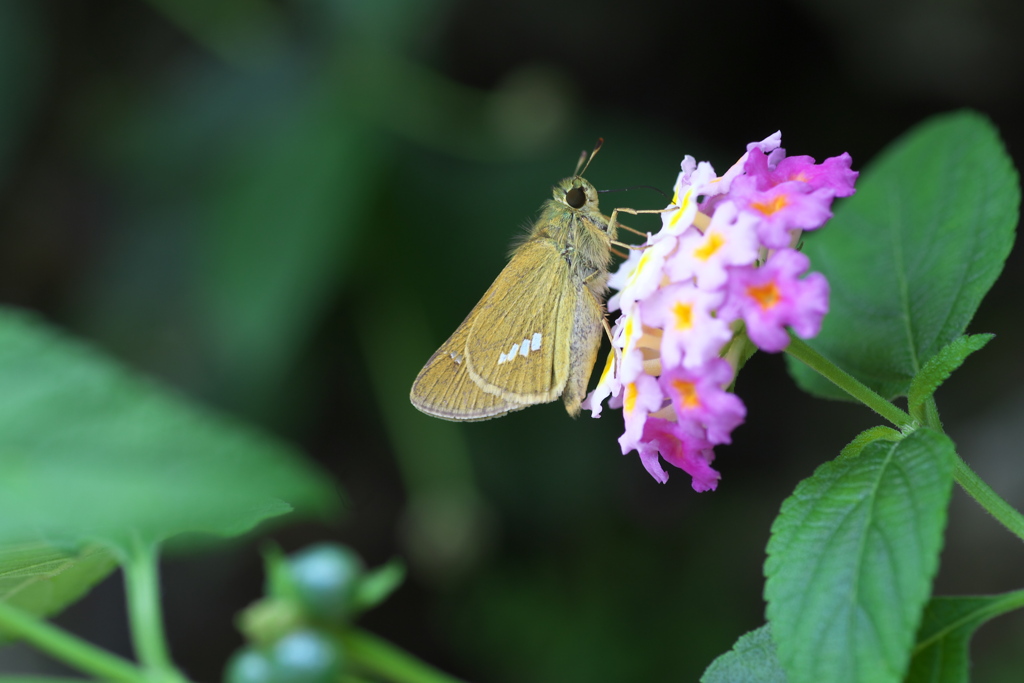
[528,176,615,290]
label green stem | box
[784,336,1024,539]
[343,628,470,683]
[921,396,943,431]
[912,588,1024,653]
[783,336,1024,542]
[953,455,1024,542]
[123,536,179,678]
[784,336,912,427]
[0,599,142,683]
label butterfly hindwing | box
[409,314,526,421]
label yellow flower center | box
[597,350,614,384]
[668,187,696,227]
[694,232,725,261]
[747,281,781,309]
[673,301,694,331]
[628,250,654,286]
[750,194,789,216]
[624,382,638,413]
[623,316,636,349]
[671,379,701,409]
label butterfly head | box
[553,176,600,213]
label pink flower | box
[729,176,835,249]
[661,160,717,236]
[744,148,859,198]
[613,235,678,313]
[642,284,732,371]
[659,360,747,445]
[668,201,760,290]
[618,374,665,454]
[586,133,854,486]
[634,418,720,491]
[721,249,830,353]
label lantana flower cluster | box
[584,133,857,489]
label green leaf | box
[789,110,1019,401]
[764,428,956,683]
[0,309,339,555]
[0,542,117,643]
[701,624,787,683]
[352,559,405,615]
[906,334,993,423]
[837,426,903,460]
[907,591,1024,683]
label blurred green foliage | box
[0,543,117,645]
[0,0,1023,682]
[0,309,337,552]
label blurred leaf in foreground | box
[0,308,340,556]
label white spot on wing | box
[498,334,543,365]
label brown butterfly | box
[411,142,637,421]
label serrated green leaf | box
[765,428,956,683]
[701,624,787,683]
[906,590,1024,683]
[0,309,339,555]
[837,426,903,460]
[0,542,117,643]
[907,334,993,423]
[789,110,1019,401]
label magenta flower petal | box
[774,152,859,197]
[634,418,721,490]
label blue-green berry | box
[269,629,343,683]
[223,647,276,683]
[287,543,364,623]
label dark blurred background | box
[1,1,1023,681]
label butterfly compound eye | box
[565,186,586,208]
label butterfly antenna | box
[598,184,671,200]
[573,150,588,176]
[575,137,604,177]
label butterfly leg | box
[608,206,675,247]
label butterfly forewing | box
[409,315,526,421]
[465,240,572,402]
[410,166,617,422]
